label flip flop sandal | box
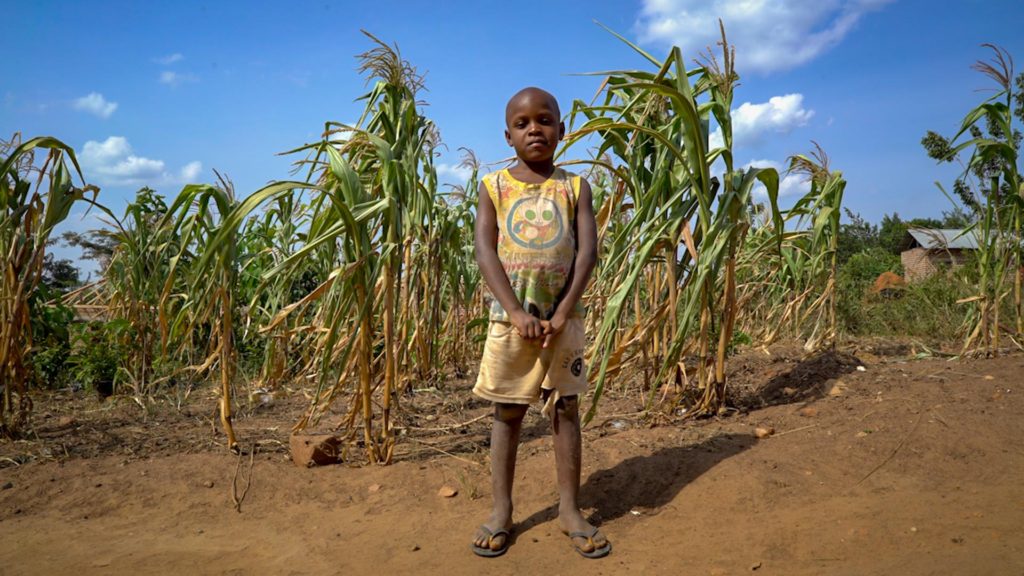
[470,525,511,558]
[567,527,612,559]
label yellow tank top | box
[481,167,584,322]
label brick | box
[289,434,343,468]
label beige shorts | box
[473,317,588,412]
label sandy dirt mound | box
[1,343,1022,575]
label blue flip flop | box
[471,525,511,558]
[568,527,612,559]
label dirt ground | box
[1,341,1022,576]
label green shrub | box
[68,319,129,396]
[27,288,75,389]
[839,248,902,292]
[837,249,969,341]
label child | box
[470,87,609,559]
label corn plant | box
[737,145,845,351]
[236,193,313,390]
[412,148,481,380]
[100,188,171,399]
[562,24,780,423]
[158,174,313,452]
[784,145,846,351]
[268,32,442,463]
[1,134,97,436]
[935,45,1023,355]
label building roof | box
[903,228,978,251]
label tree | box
[878,213,907,255]
[837,209,878,265]
[40,253,80,294]
[873,212,971,256]
[922,60,1023,216]
[61,229,116,270]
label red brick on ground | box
[289,433,343,467]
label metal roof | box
[905,228,978,250]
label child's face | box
[504,90,564,163]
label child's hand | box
[510,309,544,339]
[541,312,568,348]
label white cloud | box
[734,93,814,144]
[79,136,202,187]
[155,53,183,65]
[73,92,118,119]
[709,129,724,150]
[159,71,198,86]
[743,158,811,199]
[436,162,474,184]
[709,93,814,149]
[637,0,893,74]
[80,137,164,185]
[178,161,202,182]
[779,174,811,198]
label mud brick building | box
[900,228,977,282]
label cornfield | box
[6,28,875,459]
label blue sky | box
[5,0,1023,271]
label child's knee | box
[554,395,579,418]
[494,403,528,423]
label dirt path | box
[1,347,1022,575]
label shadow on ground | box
[734,350,862,410]
[516,432,755,533]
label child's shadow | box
[516,432,755,532]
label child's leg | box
[473,402,527,551]
[549,393,609,553]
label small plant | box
[28,286,75,389]
[729,330,753,354]
[69,320,129,398]
[454,468,481,500]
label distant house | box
[71,304,110,323]
[900,228,978,282]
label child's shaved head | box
[505,87,560,125]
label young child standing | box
[470,87,610,559]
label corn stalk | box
[271,32,441,464]
[1,134,97,437]
[733,145,846,352]
[158,176,313,452]
[562,24,781,423]
[101,188,171,399]
[939,45,1023,355]
[238,193,313,390]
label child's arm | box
[475,181,546,339]
[543,178,598,348]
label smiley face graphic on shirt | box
[507,196,564,250]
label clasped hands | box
[510,309,567,349]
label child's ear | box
[505,128,513,147]
[558,121,565,140]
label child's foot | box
[471,513,513,557]
[560,510,611,558]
